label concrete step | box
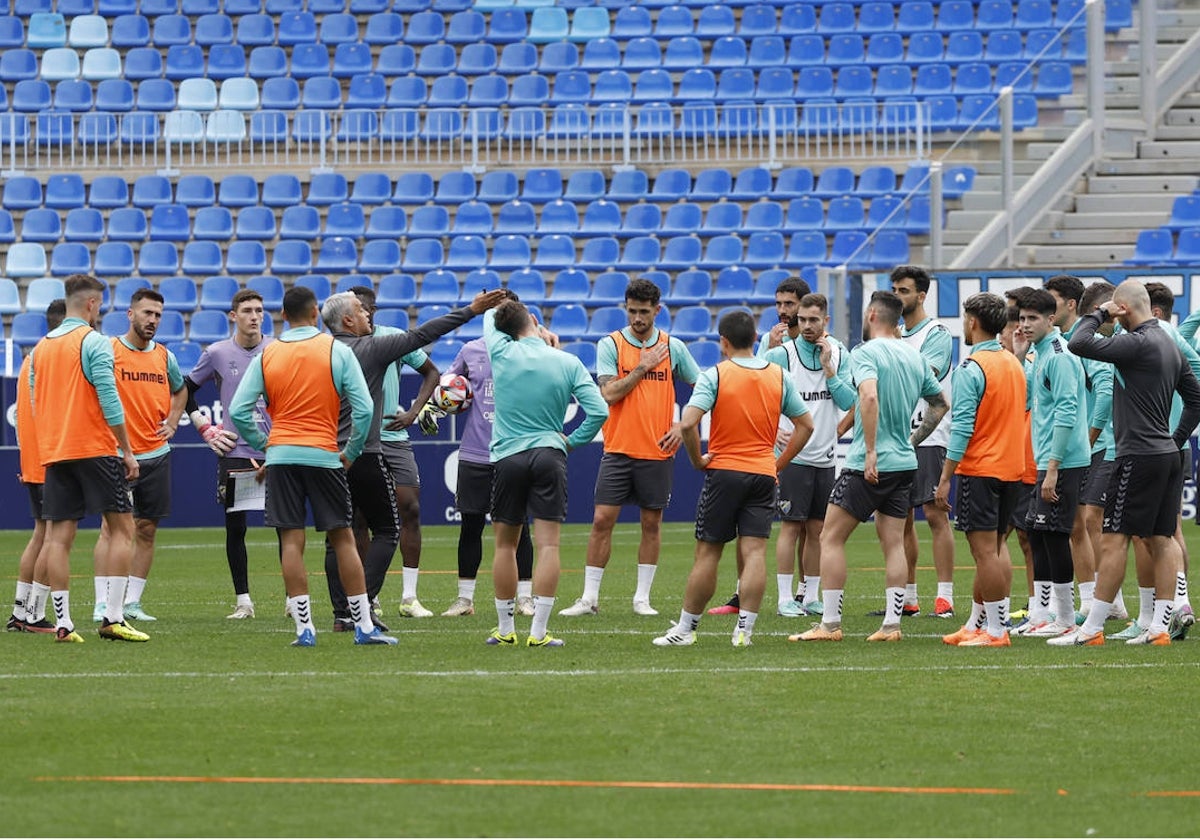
[1162,110,1200,127]
[1139,140,1200,158]
[1024,243,1137,264]
[1153,125,1200,140]
[1084,174,1200,193]
[945,209,1004,230]
[1023,228,1140,245]
[1056,211,1171,229]
[1096,157,1200,175]
[1074,193,1177,213]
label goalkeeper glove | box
[190,411,238,456]
[416,403,444,436]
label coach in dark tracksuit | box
[320,288,508,629]
[1063,280,1200,646]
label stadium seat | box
[101,310,130,337]
[163,45,204,82]
[0,277,20,316]
[0,15,24,49]
[269,241,312,276]
[63,207,104,242]
[28,12,68,49]
[0,49,37,83]
[219,240,265,276]
[315,237,357,274]
[49,242,90,276]
[372,274,415,310]
[671,305,712,341]
[156,275,197,311]
[196,276,239,312]
[243,275,282,310]
[10,311,48,348]
[2,176,42,210]
[1125,228,1174,265]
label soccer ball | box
[433,373,473,414]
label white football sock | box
[802,575,821,603]
[495,598,515,636]
[52,589,72,630]
[13,581,31,619]
[104,577,127,623]
[904,582,919,606]
[458,578,477,601]
[401,566,419,601]
[735,609,757,640]
[125,575,147,605]
[31,583,51,622]
[983,600,1005,638]
[936,581,953,601]
[966,601,985,630]
[530,595,555,640]
[1029,581,1053,624]
[1052,582,1074,626]
[1137,587,1155,629]
[581,566,604,603]
[776,573,794,606]
[1176,572,1191,608]
[674,609,701,635]
[1080,599,1109,637]
[287,595,314,635]
[347,593,373,632]
[884,586,905,626]
[1151,599,1173,636]
[823,590,844,626]
[516,579,533,600]
[634,564,656,603]
[236,592,253,608]
[1079,580,1095,614]
[93,576,106,608]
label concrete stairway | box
[929,1,1200,269]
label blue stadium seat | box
[0,277,20,316]
[574,200,616,238]
[446,9,486,43]
[81,48,122,82]
[164,45,205,81]
[198,276,239,311]
[985,30,1024,64]
[743,201,784,234]
[307,173,348,207]
[182,239,224,274]
[546,304,585,340]
[914,63,953,97]
[226,241,268,275]
[416,43,457,77]
[358,240,402,273]
[115,48,164,84]
[324,203,365,239]
[111,276,151,309]
[12,80,50,113]
[2,176,42,211]
[148,204,190,241]
[604,169,645,203]
[537,200,579,235]
[622,36,661,71]
[574,235,619,270]
[429,75,469,109]
[946,31,985,64]
[0,210,12,244]
[271,241,313,276]
[1016,0,1053,28]
[167,341,202,375]
[11,311,49,348]
[277,11,317,46]
[663,35,704,71]
[744,231,786,268]
[246,275,284,308]
[1036,62,1074,97]
[487,7,528,43]
[136,241,179,276]
[318,12,358,45]
[581,306,624,341]
[313,42,363,79]
[364,12,403,45]
[52,79,92,112]
[710,266,755,306]
[937,0,975,30]
[375,273,417,309]
[615,203,658,239]
[533,234,576,270]
[817,2,856,34]
[700,203,741,236]
[159,275,198,311]
[28,12,68,49]
[658,202,702,237]
[460,43,499,76]
[398,239,440,273]
[375,44,416,77]
[195,13,233,46]
[612,5,652,39]
[697,233,741,269]
[104,209,146,243]
[133,78,174,111]
[671,305,712,341]
[958,93,1000,130]
[64,207,104,242]
[90,79,133,114]
[0,49,38,82]
[826,230,870,267]
[374,308,410,331]
[826,196,865,230]
[50,243,90,276]
[290,44,330,79]
[291,275,331,308]
[0,15,24,49]
[152,14,190,47]
[316,237,358,274]
[189,308,232,343]
[183,0,220,14]
[101,311,130,337]
[235,13,274,46]
[259,174,300,209]
[487,234,530,270]
[687,168,731,201]
[835,65,874,99]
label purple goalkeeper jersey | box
[448,338,495,464]
[189,336,274,459]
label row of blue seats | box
[0,0,1131,52]
[1,264,821,320]
[0,194,935,248]
[1125,228,1200,268]
[8,0,1114,15]
[0,95,1034,146]
[2,225,911,278]
[0,62,1073,114]
[0,164,971,209]
[0,29,1092,85]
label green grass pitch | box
[2,522,1198,837]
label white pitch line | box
[2,661,1197,681]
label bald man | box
[1058,281,1200,646]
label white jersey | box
[903,317,952,449]
[776,336,847,468]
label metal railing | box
[0,99,931,177]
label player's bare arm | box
[910,391,949,447]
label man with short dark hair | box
[483,299,608,648]
[184,287,272,619]
[560,277,699,618]
[762,292,855,619]
[1044,274,1102,623]
[1058,280,1200,645]
[794,291,948,643]
[653,310,813,647]
[709,275,814,616]
[935,293,1026,647]
[1012,289,1092,639]
[29,274,146,643]
[891,265,957,619]
[91,287,188,623]
[8,298,65,633]
[229,285,393,647]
